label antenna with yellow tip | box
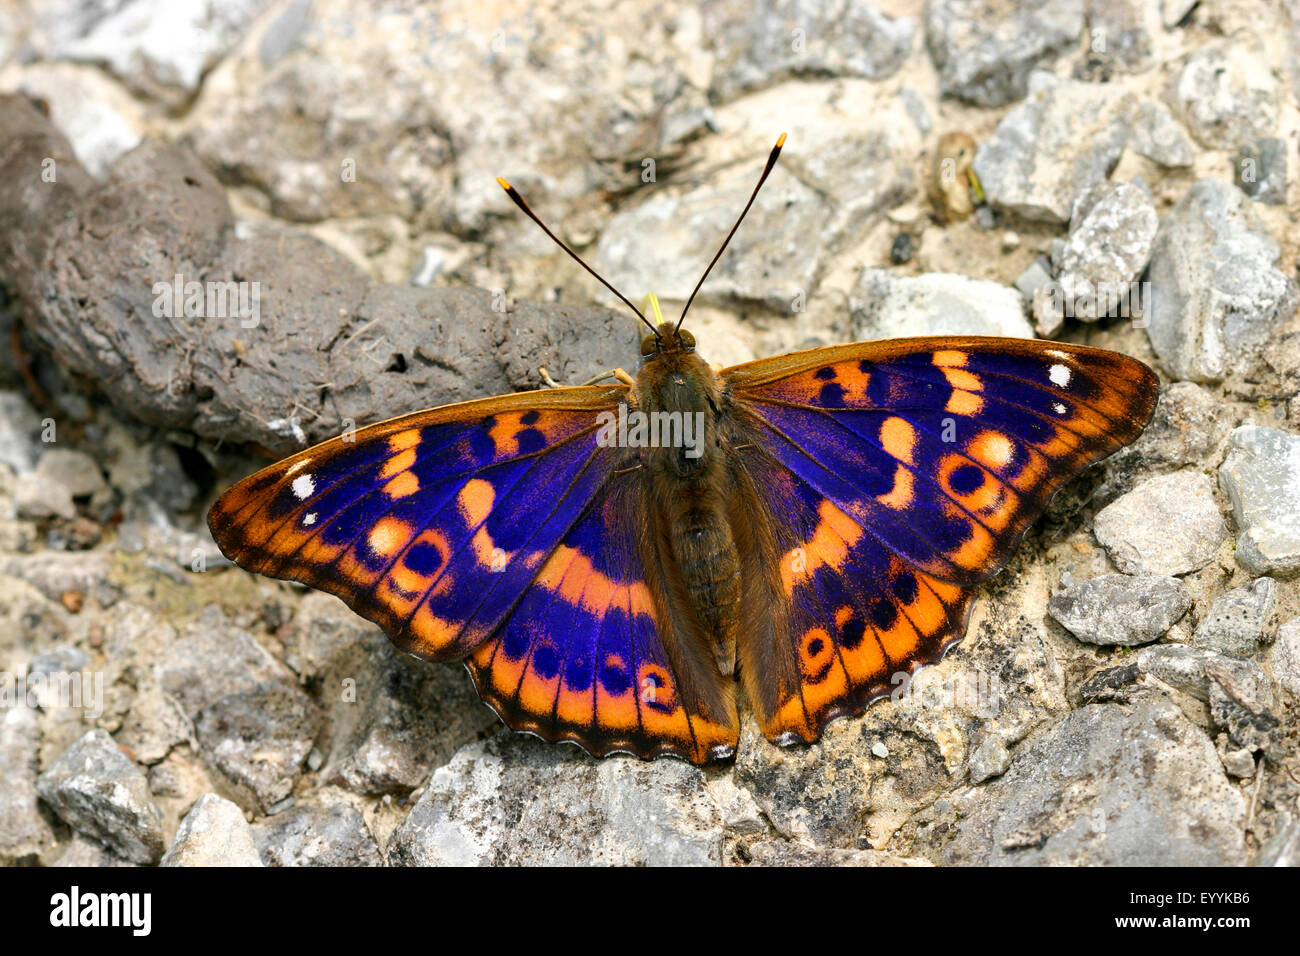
[494,176,657,334]
[675,133,787,332]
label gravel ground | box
[0,0,1298,866]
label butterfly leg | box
[539,365,636,388]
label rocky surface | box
[1050,181,1157,323]
[1218,426,1300,576]
[1145,180,1297,384]
[1092,470,1228,576]
[161,793,263,867]
[972,74,1132,223]
[36,729,165,864]
[925,0,1082,107]
[1,0,1298,869]
[1048,573,1190,646]
[943,700,1247,865]
[850,269,1034,339]
[388,733,727,865]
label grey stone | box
[1052,181,1158,322]
[594,85,917,314]
[36,729,165,864]
[51,833,136,867]
[1048,573,1191,646]
[1192,578,1279,657]
[158,605,320,810]
[388,733,725,866]
[1128,102,1195,168]
[14,447,110,521]
[705,0,915,98]
[900,87,932,133]
[1016,257,1065,336]
[14,63,142,178]
[1084,0,1160,73]
[183,3,710,234]
[1218,742,1257,779]
[34,448,109,506]
[0,551,116,605]
[973,76,1132,223]
[1171,38,1280,148]
[36,0,273,106]
[194,683,321,812]
[925,0,1084,107]
[850,270,1034,340]
[0,576,67,666]
[0,391,44,476]
[161,793,263,867]
[1217,426,1300,576]
[1093,470,1228,576]
[745,841,929,866]
[1233,138,1287,205]
[1267,617,1300,696]
[13,475,74,521]
[156,604,294,719]
[968,737,1011,784]
[0,706,55,865]
[280,593,496,796]
[109,443,199,514]
[1209,680,1279,754]
[944,701,1246,865]
[251,795,382,866]
[116,683,194,766]
[1255,815,1300,866]
[1135,644,1273,708]
[1015,256,1054,299]
[595,163,829,312]
[257,0,311,68]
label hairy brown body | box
[634,325,745,683]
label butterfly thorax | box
[635,340,742,675]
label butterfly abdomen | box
[638,350,742,674]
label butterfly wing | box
[464,467,738,763]
[721,336,1159,744]
[207,385,736,763]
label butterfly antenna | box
[495,177,657,335]
[675,133,786,333]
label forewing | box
[208,386,629,662]
[723,336,1159,742]
[208,384,737,763]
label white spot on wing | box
[1048,364,1071,388]
[303,512,317,526]
[292,474,316,500]
[1053,401,1067,415]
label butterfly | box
[208,135,1159,765]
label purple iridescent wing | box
[207,385,736,763]
[723,336,1159,744]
